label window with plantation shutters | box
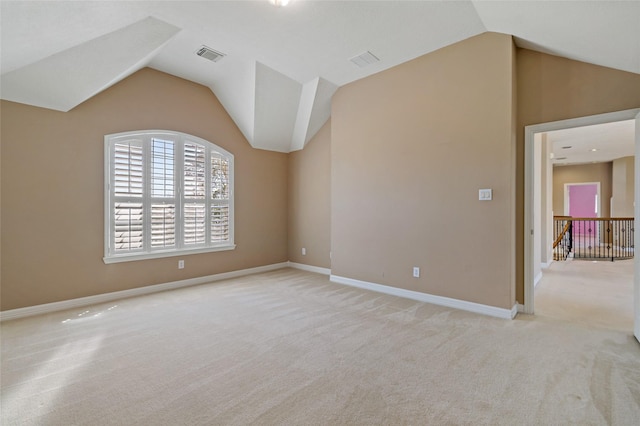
[104,131,234,263]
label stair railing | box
[553,216,634,261]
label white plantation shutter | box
[211,154,230,242]
[112,141,144,252]
[114,142,143,197]
[151,204,175,248]
[184,203,206,244]
[211,154,229,200]
[183,143,206,246]
[151,139,175,198]
[150,139,175,249]
[184,143,206,199]
[105,131,234,263]
[211,205,229,242]
[114,202,144,251]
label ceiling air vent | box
[196,45,225,62]
[349,51,380,68]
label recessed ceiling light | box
[591,148,598,152]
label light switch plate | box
[479,189,492,201]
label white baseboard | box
[517,303,526,313]
[287,261,331,275]
[1,263,517,322]
[0,262,289,322]
[534,271,543,288]
[330,274,518,320]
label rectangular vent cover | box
[349,51,380,68]
[196,46,225,62]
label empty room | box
[1,1,640,424]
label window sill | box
[103,244,236,264]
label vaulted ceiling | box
[2,1,639,153]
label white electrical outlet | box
[413,267,420,278]
[301,248,306,255]
[178,260,184,269]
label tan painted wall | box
[332,33,516,309]
[552,163,613,216]
[516,49,640,303]
[288,120,331,268]
[1,68,289,310]
[611,156,635,217]
[3,36,639,313]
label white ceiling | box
[548,120,636,166]
[2,1,639,153]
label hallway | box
[534,259,634,331]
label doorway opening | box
[524,109,639,340]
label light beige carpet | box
[535,259,634,331]
[2,268,639,425]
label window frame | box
[104,130,235,264]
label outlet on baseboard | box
[412,267,420,278]
[178,260,185,269]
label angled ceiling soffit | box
[210,61,336,153]
[1,17,180,112]
[252,62,302,152]
[290,77,337,152]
